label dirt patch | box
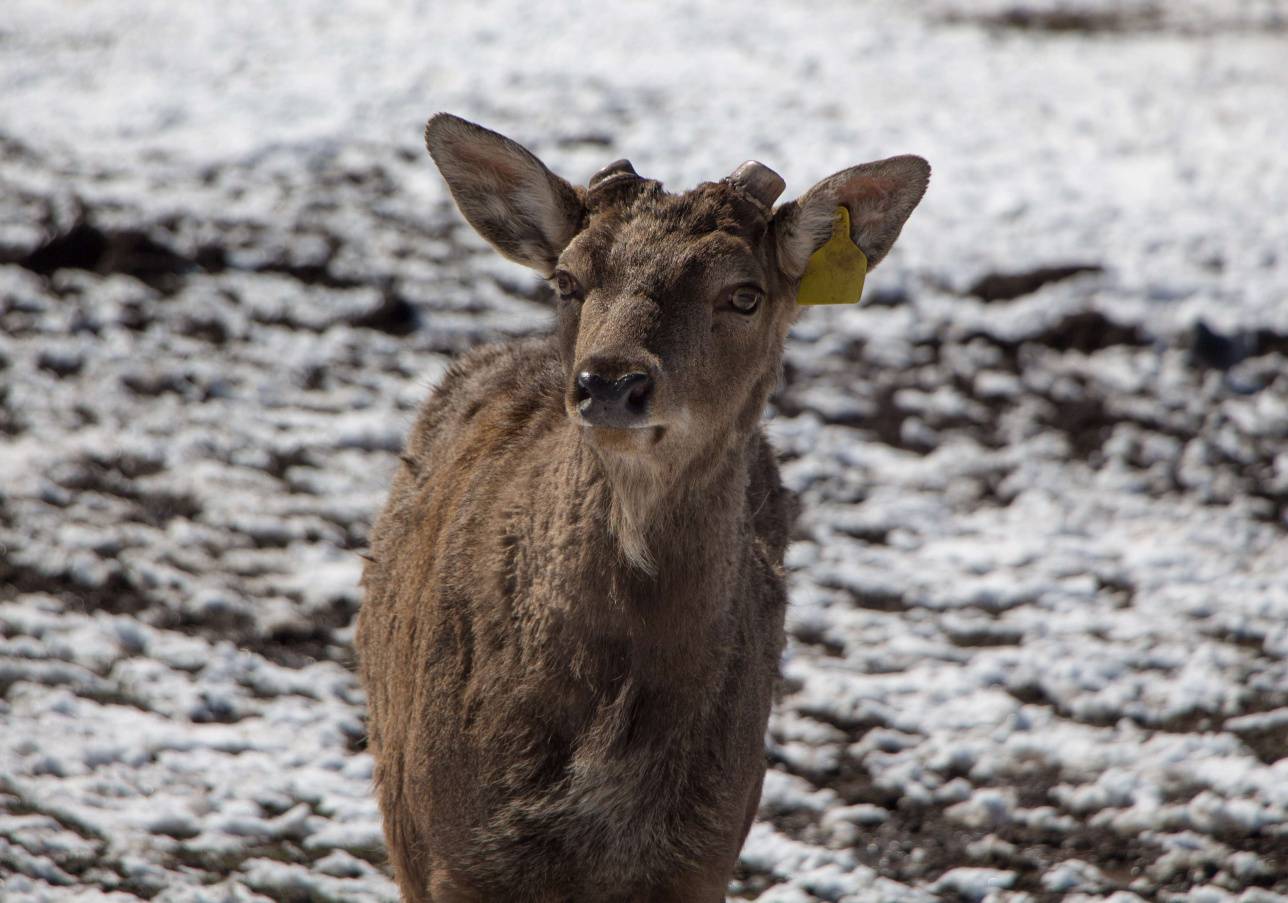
[53,458,201,527]
[18,220,197,290]
[812,578,909,613]
[0,559,157,615]
[941,3,1288,38]
[960,7,1159,35]
[968,264,1103,302]
[967,309,1153,356]
[0,385,26,437]
[348,289,420,336]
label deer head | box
[425,113,929,486]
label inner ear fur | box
[425,114,584,276]
[774,155,930,278]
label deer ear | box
[773,155,930,279]
[425,114,584,276]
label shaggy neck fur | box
[580,425,749,578]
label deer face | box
[425,114,929,470]
[551,175,796,464]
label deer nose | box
[575,370,654,427]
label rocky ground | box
[2,0,1287,900]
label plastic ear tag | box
[797,207,867,306]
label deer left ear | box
[773,155,930,279]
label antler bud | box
[725,161,786,212]
[588,159,639,190]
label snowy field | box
[3,0,1288,899]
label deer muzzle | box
[574,368,655,429]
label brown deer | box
[356,114,929,902]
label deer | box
[356,113,929,902]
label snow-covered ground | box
[3,0,1287,899]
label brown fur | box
[356,115,929,902]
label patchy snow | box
[3,0,1288,899]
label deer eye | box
[553,270,583,302]
[729,286,764,315]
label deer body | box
[357,115,929,901]
[360,339,789,901]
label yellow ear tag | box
[796,206,867,306]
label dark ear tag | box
[797,207,868,306]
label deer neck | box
[577,427,751,580]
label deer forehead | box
[564,196,771,298]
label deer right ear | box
[425,114,584,276]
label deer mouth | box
[577,421,667,451]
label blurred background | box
[2,0,1287,899]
